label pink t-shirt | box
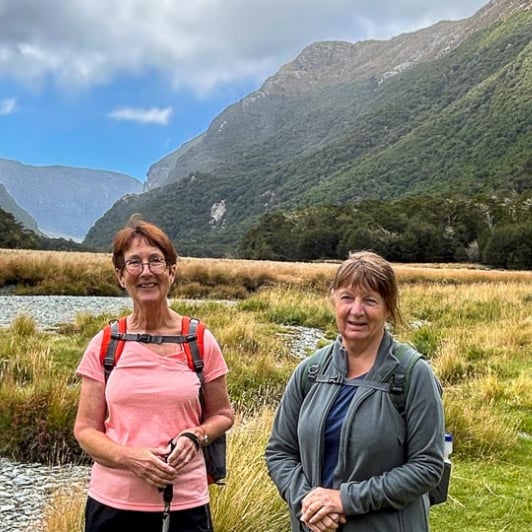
[76,326,228,511]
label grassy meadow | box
[0,249,530,531]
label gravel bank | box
[0,295,132,329]
[0,458,89,532]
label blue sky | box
[0,0,488,183]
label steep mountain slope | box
[146,0,527,189]
[84,0,531,255]
[0,183,40,234]
[0,158,143,241]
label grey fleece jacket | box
[265,332,445,532]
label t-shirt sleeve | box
[76,330,106,383]
[202,328,229,383]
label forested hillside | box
[84,5,531,262]
[0,183,40,234]
[239,192,532,270]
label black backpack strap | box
[390,343,424,414]
[186,318,205,386]
[301,341,424,413]
[301,344,335,394]
[111,332,194,345]
[311,375,392,392]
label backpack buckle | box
[137,333,153,343]
[328,374,342,384]
[389,381,404,394]
[307,363,320,382]
[192,358,204,372]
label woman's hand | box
[166,432,201,471]
[124,447,178,489]
[301,487,346,531]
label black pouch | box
[203,433,227,485]
[429,460,451,505]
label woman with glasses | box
[74,217,234,531]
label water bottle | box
[444,433,453,462]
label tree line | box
[239,193,532,270]
[2,191,531,270]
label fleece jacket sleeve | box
[265,363,313,519]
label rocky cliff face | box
[145,0,529,189]
[262,0,530,93]
[0,158,142,241]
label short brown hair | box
[331,251,402,327]
[112,216,178,270]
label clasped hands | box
[301,487,346,532]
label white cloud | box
[108,106,173,125]
[0,98,17,115]
[0,0,489,92]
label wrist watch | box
[195,428,209,446]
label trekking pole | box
[160,440,176,532]
[161,482,173,532]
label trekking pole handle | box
[158,440,176,502]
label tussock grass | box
[239,286,335,330]
[443,386,520,459]
[3,248,530,297]
[0,316,83,463]
[42,482,85,532]
[38,409,290,532]
[0,249,121,295]
[209,408,290,531]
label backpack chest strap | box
[111,332,197,344]
[311,374,394,393]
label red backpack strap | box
[100,317,127,383]
[181,316,206,380]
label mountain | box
[84,0,531,256]
[0,158,143,241]
[0,205,88,251]
[0,182,41,234]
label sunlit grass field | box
[0,250,530,531]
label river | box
[0,295,133,328]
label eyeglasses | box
[124,257,168,275]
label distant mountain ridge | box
[0,158,142,241]
[84,0,530,256]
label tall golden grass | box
[2,248,530,297]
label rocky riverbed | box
[0,458,89,532]
[0,295,133,329]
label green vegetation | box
[239,193,532,269]
[0,253,530,530]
